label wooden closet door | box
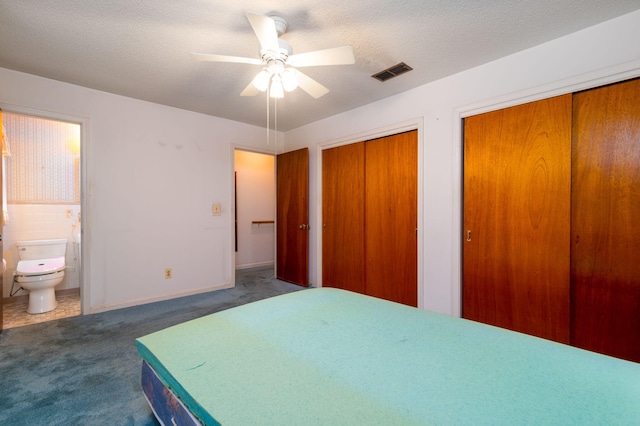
[276,148,309,286]
[571,78,640,362]
[322,143,366,293]
[463,95,572,343]
[365,130,418,307]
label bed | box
[136,288,640,425]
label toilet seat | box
[16,256,66,277]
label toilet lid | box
[16,256,66,276]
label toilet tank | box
[17,239,68,260]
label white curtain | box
[0,108,10,226]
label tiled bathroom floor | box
[2,291,81,329]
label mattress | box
[136,288,640,425]
[141,360,201,426]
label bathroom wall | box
[1,111,82,298]
[3,204,81,297]
[234,150,275,270]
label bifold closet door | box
[322,142,366,293]
[365,130,418,307]
[463,95,572,343]
[571,78,640,362]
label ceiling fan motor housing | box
[191,11,354,99]
[270,16,288,36]
[260,39,293,63]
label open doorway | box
[234,149,275,271]
[1,111,82,329]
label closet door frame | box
[452,66,640,318]
[316,118,424,309]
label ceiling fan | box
[191,11,355,99]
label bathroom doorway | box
[1,111,82,329]
[233,149,275,272]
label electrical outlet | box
[165,268,172,279]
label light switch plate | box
[212,203,221,216]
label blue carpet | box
[0,267,303,425]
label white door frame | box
[0,103,90,315]
[229,143,279,286]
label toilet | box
[15,239,67,314]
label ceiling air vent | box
[372,62,413,82]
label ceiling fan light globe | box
[252,69,271,92]
[281,69,298,92]
[270,79,284,98]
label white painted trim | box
[0,102,91,316]
[236,261,275,270]
[317,118,424,149]
[86,281,233,314]
[451,59,640,318]
[315,117,425,309]
[459,58,640,119]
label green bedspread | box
[136,288,640,425]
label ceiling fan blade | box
[294,69,329,99]
[190,52,263,65]
[288,46,355,67]
[240,81,260,97]
[246,11,279,52]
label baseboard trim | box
[235,261,274,270]
[86,282,234,314]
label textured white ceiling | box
[1,1,639,130]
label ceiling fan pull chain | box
[266,84,270,146]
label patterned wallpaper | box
[3,112,80,204]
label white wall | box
[284,10,640,316]
[234,150,275,269]
[2,10,639,316]
[0,67,281,313]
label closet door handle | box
[466,230,472,242]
